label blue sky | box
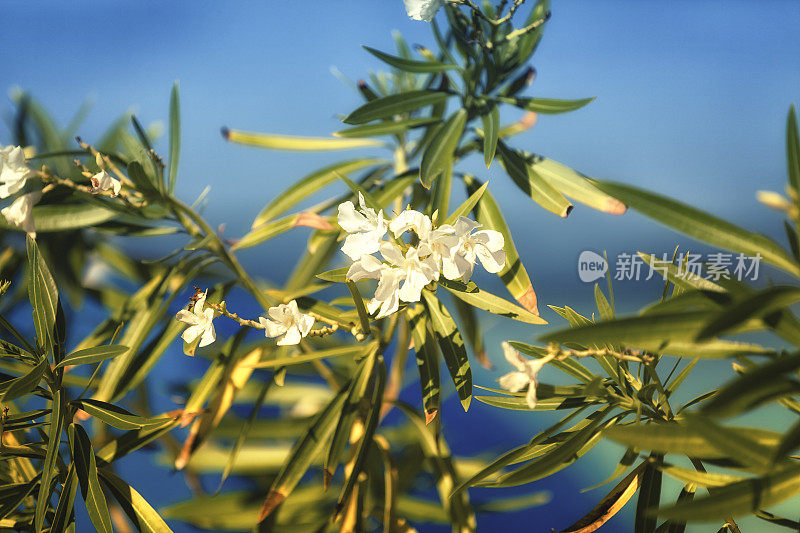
[3,1,799,300]
[3,2,800,531]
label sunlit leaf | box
[344,90,451,125]
[423,290,471,411]
[223,128,383,150]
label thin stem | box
[169,197,276,311]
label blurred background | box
[3,1,800,531]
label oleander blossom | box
[337,192,388,260]
[441,216,506,283]
[0,145,32,199]
[259,300,315,346]
[1,192,41,236]
[403,0,443,21]
[338,198,506,319]
[90,170,121,197]
[498,341,547,409]
[176,290,216,348]
[347,242,438,318]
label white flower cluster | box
[403,0,443,21]
[338,193,506,319]
[176,292,315,351]
[0,143,121,236]
[0,144,38,235]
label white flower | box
[337,192,388,260]
[259,300,315,346]
[0,145,32,199]
[1,192,41,236]
[348,242,438,319]
[90,170,121,197]
[498,342,547,409]
[389,209,455,276]
[403,0,443,21]
[441,217,505,283]
[176,290,216,348]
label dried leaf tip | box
[258,490,287,523]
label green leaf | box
[508,96,595,114]
[696,286,800,340]
[363,46,459,73]
[50,464,77,532]
[497,141,573,217]
[481,105,499,168]
[35,389,64,530]
[256,387,348,522]
[655,464,800,522]
[217,379,274,492]
[333,118,438,138]
[540,311,774,358]
[223,128,384,150]
[787,105,800,193]
[26,235,58,353]
[659,464,742,488]
[452,407,591,495]
[1,358,48,402]
[589,180,800,277]
[420,109,467,189]
[773,417,800,463]
[465,175,539,314]
[603,422,781,459]
[0,475,41,521]
[439,280,546,325]
[232,214,312,251]
[484,409,614,487]
[444,180,488,226]
[408,305,440,424]
[127,161,161,198]
[98,469,172,532]
[422,290,471,411]
[343,90,451,125]
[346,281,372,336]
[249,342,377,369]
[69,423,113,533]
[55,345,129,369]
[0,203,119,232]
[528,156,627,214]
[96,419,178,465]
[635,457,662,533]
[252,158,383,227]
[475,394,591,412]
[699,354,800,418]
[316,267,349,283]
[71,399,170,430]
[334,358,385,516]
[168,81,180,193]
[685,414,773,470]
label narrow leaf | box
[422,290,472,411]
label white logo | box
[578,251,608,283]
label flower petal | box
[342,231,382,260]
[175,309,200,325]
[498,371,530,393]
[502,341,527,372]
[198,323,216,348]
[260,316,287,338]
[337,201,366,233]
[525,381,539,409]
[278,326,302,346]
